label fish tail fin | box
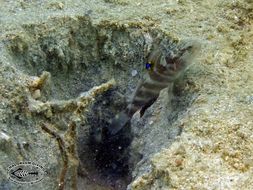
[108,111,131,135]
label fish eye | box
[145,62,153,70]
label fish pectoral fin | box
[140,96,158,118]
[107,111,130,135]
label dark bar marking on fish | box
[142,80,168,91]
[134,87,158,99]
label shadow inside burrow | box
[77,88,133,189]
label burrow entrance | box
[5,16,172,189]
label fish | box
[107,39,201,135]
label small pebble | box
[0,132,10,141]
[32,89,41,99]
[131,70,138,77]
[22,141,30,150]
[0,132,12,151]
[247,96,253,104]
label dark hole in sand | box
[78,89,133,189]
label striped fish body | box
[108,40,200,135]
